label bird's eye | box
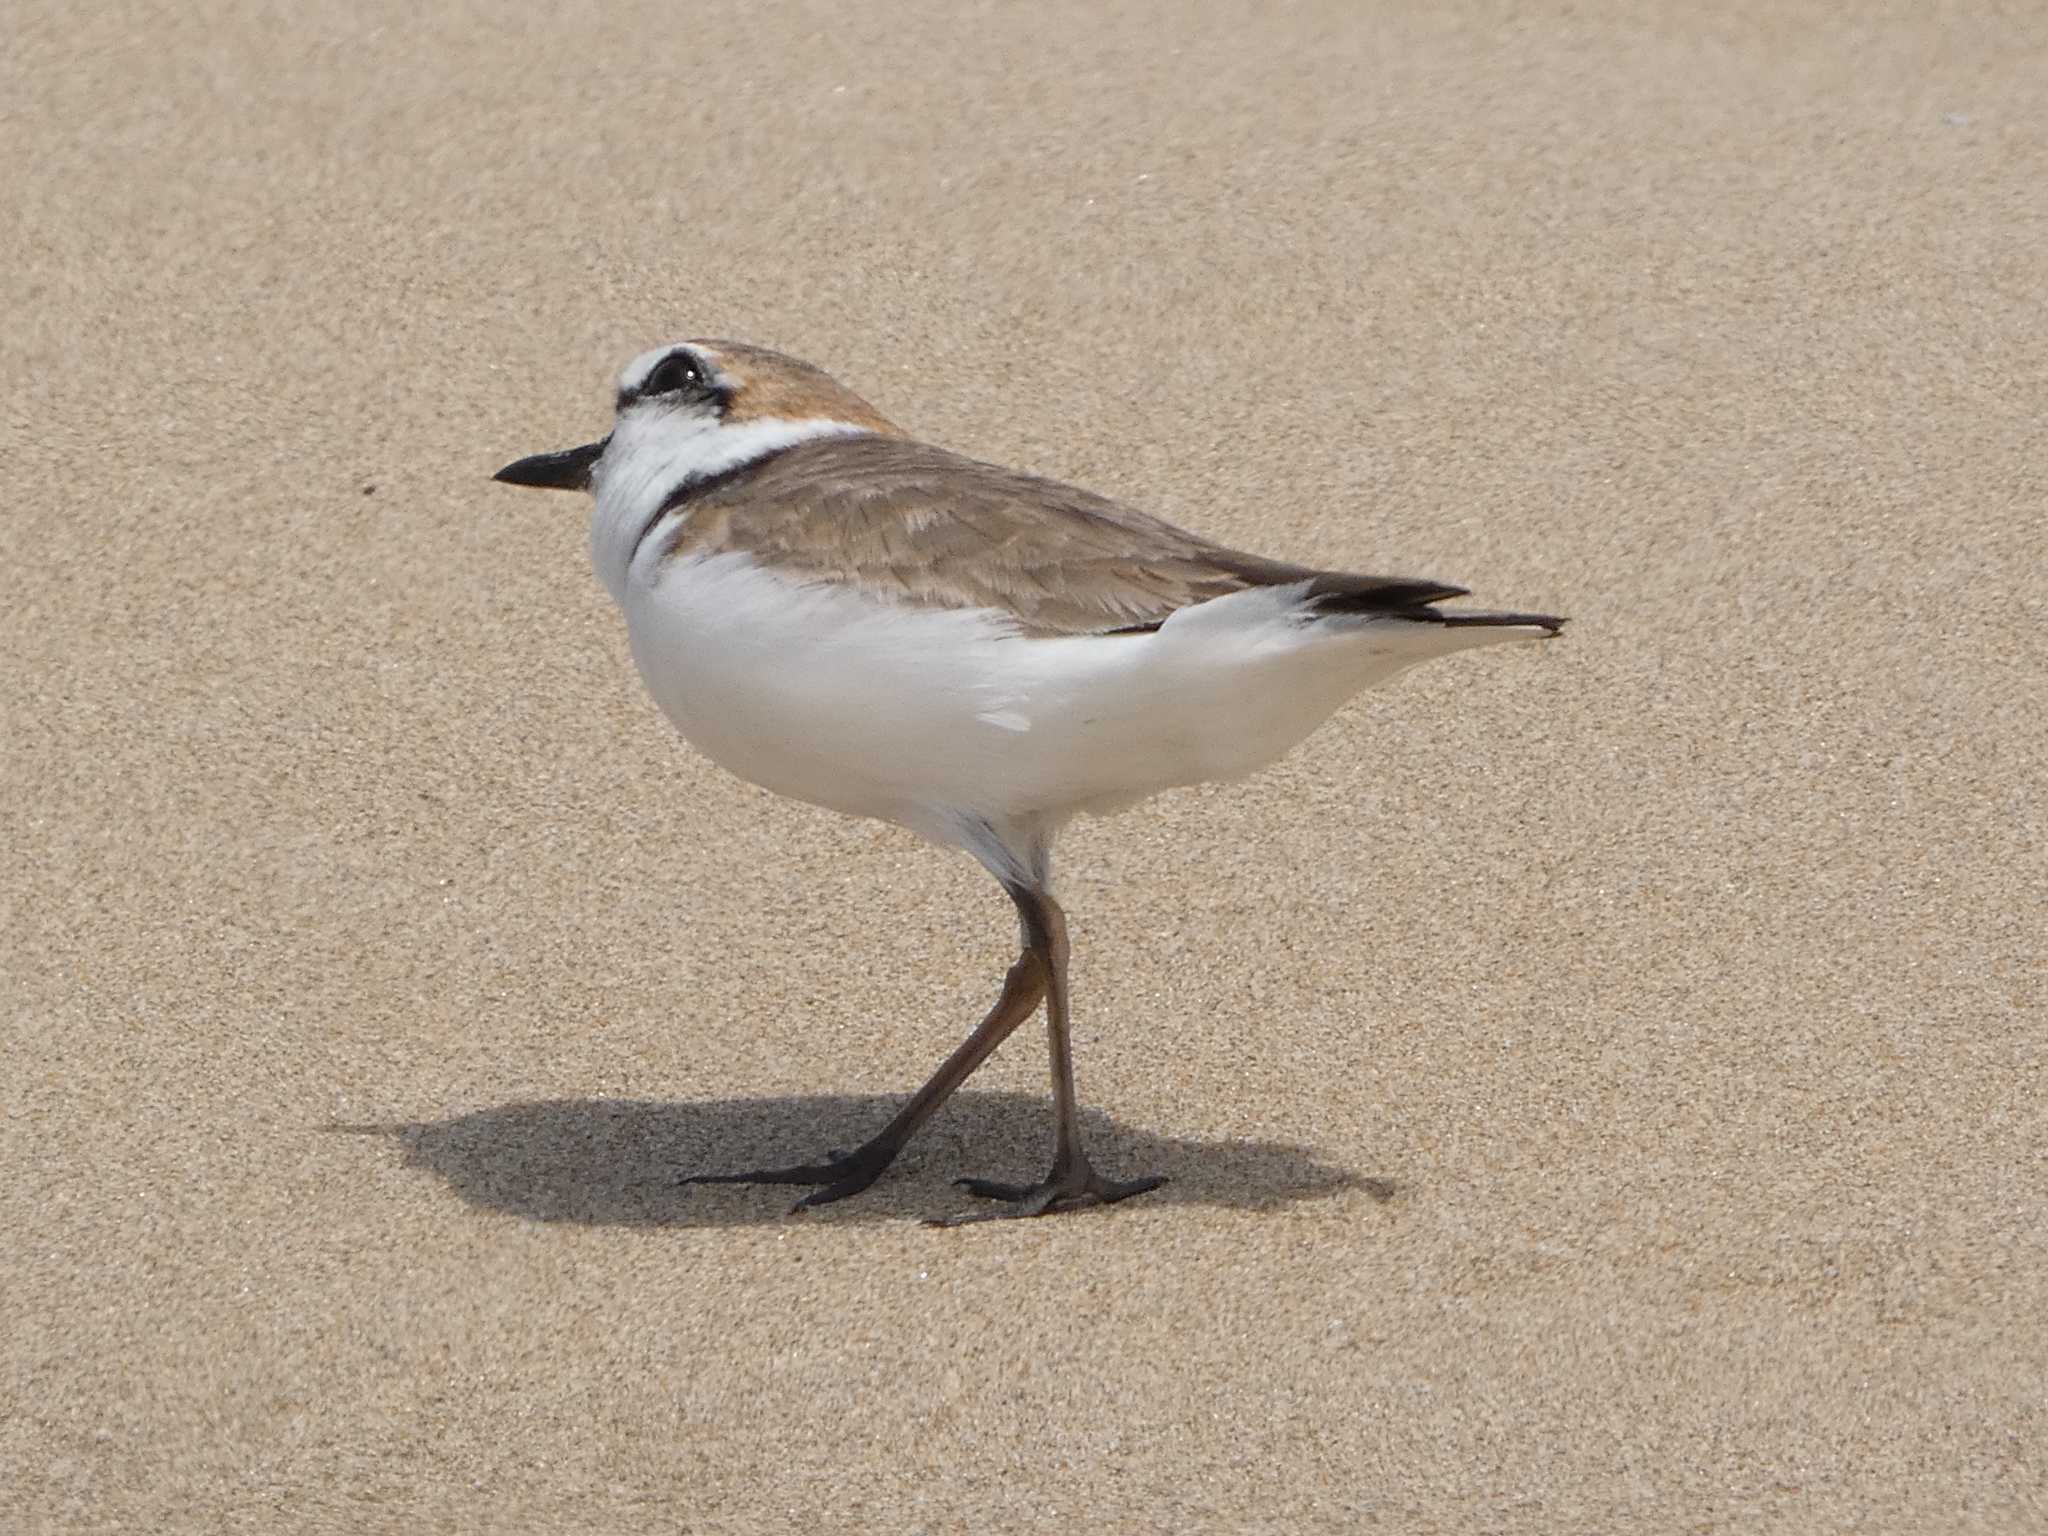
[641,351,707,397]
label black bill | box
[492,436,608,491]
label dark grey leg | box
[939,885,1166,1224]
[684,941,1047,1211]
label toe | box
[954,1177,1037,1202]
[1101,1174,1167,1202]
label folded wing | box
[661,436,1560,639]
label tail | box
[1301,574,1567,638]
[1415,606,1566,636]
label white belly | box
[623,552,1507,844]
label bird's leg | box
[684,944,1047,1211]
[939,887,1166,1225]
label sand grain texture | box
[4,2,2044,1531]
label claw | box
[931,1169,1164,1226]
[683,1145,897,1207]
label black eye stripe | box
[643,351,704,394]
[619,349,722,409]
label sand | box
[4,1,2044,1529]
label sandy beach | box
[4,1,2043,1529]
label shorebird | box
[495,339,1564,1222]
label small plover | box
[495,340,1564,1223]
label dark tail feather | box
[1302,574,1470,612]
[1421,607,1568,635]
[1302,575,1566,637]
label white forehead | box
[616,342,721,397]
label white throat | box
[587,413,873,603]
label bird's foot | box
[682,1142,899,1212]
[931,1160,1165,1226]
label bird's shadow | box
[330,1093,1385,1226]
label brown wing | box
[660,435,1467,638]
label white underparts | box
[618,552,1548,874]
